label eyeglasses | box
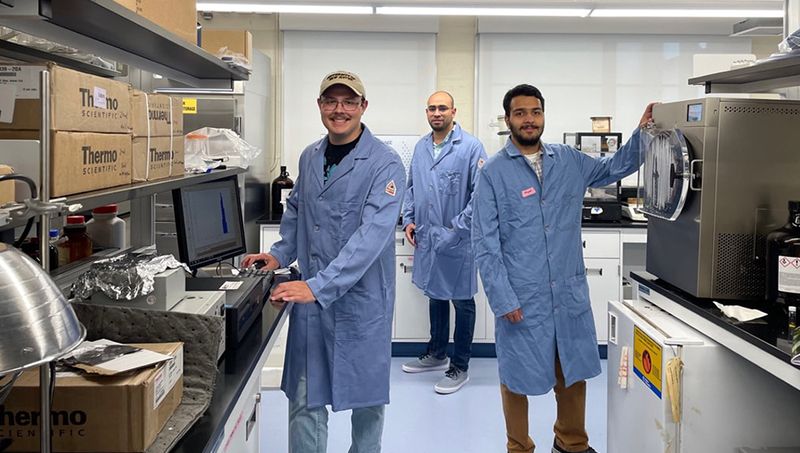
[427,105,451,113]
[320,97,363,112]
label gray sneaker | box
[434,366,469,394]
[402,353,449,373]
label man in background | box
[401,91,487,394]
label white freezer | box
[607,299,800,453]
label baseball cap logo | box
[327,72,356,82]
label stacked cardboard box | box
[114,0,197,45]
[201,29,253,61]
[131,90,184,182]
[0,342,184,452]
[0,63,132,197]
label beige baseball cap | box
[319,70,366,98]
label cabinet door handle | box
[400,263,414,273]
[396,237,405,246]
[582,240,587,248]
[585,267,603,276]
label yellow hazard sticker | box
[633,325,662,399]
[183,98,197,114]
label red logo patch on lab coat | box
[522,187,536,198]
[478,158,485,168]
[386,180,396,196]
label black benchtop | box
[169,303,289,453]
[630,272,796,367]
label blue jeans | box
[427,297,476,371]
[289,373,385,453]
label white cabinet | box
[581,230,621,344]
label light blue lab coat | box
[402,123,487,300]
[472,128,642,395]
[269,125,406,411]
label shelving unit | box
[0,0,248,89]
[689,53,800,93]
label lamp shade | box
[0,243,85,375]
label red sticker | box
[386,180,396,196]
[478,158,485,168]
[522,187,536,198]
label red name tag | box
[522,187,536,198]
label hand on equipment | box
[241,253,279,270]
[271,281,316,304]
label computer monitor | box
[172,175,247,271]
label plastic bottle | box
[766,200,800,340]
[58,215,93,265]
[86,204,126,249]
[271,166,294,220]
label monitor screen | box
[172,176,246,270]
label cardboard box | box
[130,90,184,138]
[115,0,197,44]
[0,63,131,133]
[0,342,184,453]
[0,131,133,197]
[0,164,14,205]
[202,29,253,61]
[591,116,612,133]
[132,135,185,182]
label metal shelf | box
[0,39,121,78]
[689,54,800,93]
[0,168,245,231]
[0,0,248,88]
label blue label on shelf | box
[639,284,650,296]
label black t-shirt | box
[324,128,363,183]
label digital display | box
[687,103,703,123]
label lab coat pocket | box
[438,170,462,195]
[566,274,591,317]
[509,283,547,328]
[334,289,368,341]
[432,227,462,256]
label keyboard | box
[237,268,273,278]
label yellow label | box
[633,325,662,398]
[183,98,197,114]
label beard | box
[510,121,544,147]
[429,118,453,133]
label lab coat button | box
[311,255,317,261]
[548,253,553,260]
[550,280,556,287]
[541,200,546,205]
[429,185,433,190]
[314,225,320,231]
[545,226,550,232]
[318,196,323,201]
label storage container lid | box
[93,204,118,214]
[66,215,86,225]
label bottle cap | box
[66,215,86,225]
[92,204,118,214]
[49,229,59,238]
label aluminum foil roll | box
[72,254,188,301]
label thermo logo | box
[0,406,87,426]
[82,146,118,165]
[79,88,119,110]
[149,147,173,162]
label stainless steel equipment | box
[643,98,800,299]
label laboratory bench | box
[631,271,800,392]
[168,302,290,453]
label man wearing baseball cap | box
[242,70,405,452]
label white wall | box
[476,34,753,154]
[281,31,436,179]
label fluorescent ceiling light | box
[590,9,783,18]
[376,6,591,17]
[197,3,374,14]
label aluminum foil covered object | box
[72,254,188,301]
